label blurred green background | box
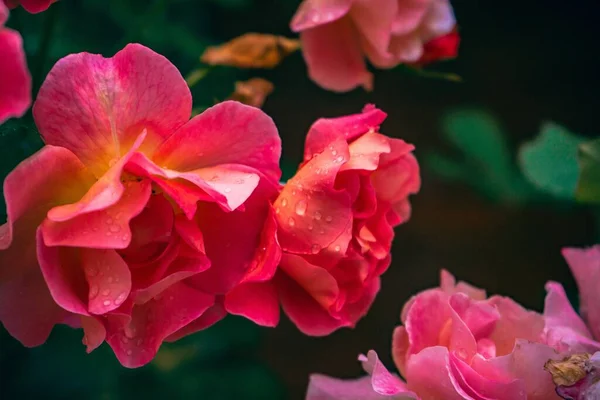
[1,0,599,398]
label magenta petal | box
[404,346,464,400]
[106,283,214,368]
[154,101,282,183]
[33,44,192,174]
[82,249,131,315]
[350,0,396,56]
[225,281,280,327]
[300,19,373,92]
[166,302,226,342]
[0,27,31,123]
[42,180,152,249]
[562,246,600,341]
[81,315,106,353]
[12,0,56,13]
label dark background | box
[1,0,599,398]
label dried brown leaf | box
[545,354,591,387]
[229,78,274,108]
[201,33,300,69]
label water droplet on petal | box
[101,289,110,296]
[275,207,280,214]
[107,276,114,283]
[87,267,98,277]
[332,150,337,156]
[105,218,113,225]
[295,200,307,216]
[103,300,111,307]
[121,336,129,344]
[325,215,333,222]
[335,156,344,163]
[114,212,123,220]
[126,350,133,356]
[121,234,129,242]
[319,229,325,234]
[89,285,99,298]
[288,217,295,227]
[105,231,112,237]
[110,225,121,233]
[456,348,468,360]
[308,225,314,231]
[334,245,341,252]
[224,187,232,193]
[281,198,288,207]
[314,211,322,221]
[124,326,136,339]
[115,293,126,305]
[311,244,320,254]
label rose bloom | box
[226,106,420,334]
[307,270,575,400]
[3,0,56,13]
[0,44,282,367]
[291,0,459,92]
[0,1,30,123]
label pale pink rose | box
[0,44,282,367]
[0,2,31,123]
[307,271,563,400]
[225,105,420,334]
[291,0,458,92]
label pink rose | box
[307,271,564,400]
[227,106,420,334]
[0,44,282,367]
[291,0,458,92]
[0,2,31,123]
[3,0,56,13]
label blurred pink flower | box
[307,270,564,400]
[3,0,56,13]
[291,0,459,92]
[227,106,420,334]
[0,2,31,123]
[0,43,282,367]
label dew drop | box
[121,336,129,344]
[224,187,232,193]
[126,350,133,356]
[114,212,123,220]
[332,150,337,156]
[110,225,121,233]
[103,300,111,307]
[89,285,99,298]
[87,267,98,277]
[105,218,113,225]
[314,211,322,221]
[124,326,136,339]
[335,156,344,163]
[311,244,320,254]
[325,215,333,222]
[295,200,307,216]
[281,198,288,207]
[308,225,314,231]
[169,295,175,301]
[288,217,296,227]
[101,289,110,296]
[275,207,280,215]
[334,245,341,252]
[319,229,325,234]
[292,190,297,195]
[121,234,129,242]
[105,231,112,237]
[92,227,99,232]
[115,293,126,305]
[107,276,114,283]
[456,348,468,360]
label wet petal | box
[225,281,280,327]
[291,0,352,31]
[0,26,31,123]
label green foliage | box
[518,122,585,200]
[576,138,600,204]
[425,110,537,202]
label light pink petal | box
[403,289,452,356]
[439,269,487,300]
[225,281,280,327]
[350,0,396,56]
[300,19,372,92]
[392,0,431,36]
[543,281,600,353]
[0,260,68,347]
[277,267,346,336]
[81,315,106,353]
[448,352,527,400]
[449,292,499,341]
[166,302,226,342]
[42,180,151,249]
[562,246,600,340]
[359,350,416,397]
[389,34,424,63]
[153,101,281,183]
[472,340,561,400]
[341,131,391,172]
[486,296,545,356]
[106,283,214,368]
[306,374,396,400]
[290,0,352,32]
[275,138,352,255]
[419,0,456,42]
[188,179,277,294]
[33,44,192,175]
[81,249,131,315]
[304,106,387,160]
[0,27,31,123]
[36,228,88,315]
[404,346,464,400]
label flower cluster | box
[0,44,420,367]
[307,246,600,400]
[291,0,460,92]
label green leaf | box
[518,122,584,199]
[576,137,600,203]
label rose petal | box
[341,131,391,172]
[81,315,106,353]
[404,346,464,400]
[0,27,31,123]
[42,180,152,249]
[359,350,415,396]
[275,138,352,255]
[225,281,280,327]
[166,302,226,342]
[439,269,487,300]
[306,374,394,400]
[350,0,396,57]
[392,0,431,36]
[33,44,192,175]
[153,101,281,183]
[290,0,353,32]
[106,283,214,368]
[300,19,373,92]
[82,249,132,314]
[562,246,600,341]
[10,0,56,13]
